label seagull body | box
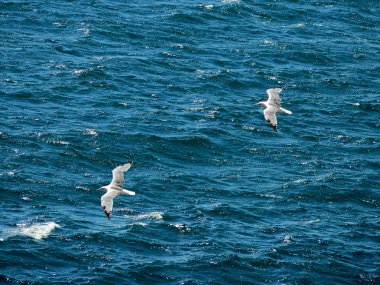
[256,88,292,131]
[99,162,135,220]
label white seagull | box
[98,162,135,220]
[256,88,292,131]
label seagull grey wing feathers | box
[266,88,282,106]
[110,163,132,187]
[101,190,120,220]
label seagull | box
[98,162,135,220]
[256,88,292,131]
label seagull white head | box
[256,102,266,108]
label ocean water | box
[1,0,379,284]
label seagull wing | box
[110,162,133,188]
[264,107,278,131]
[266,88,282,106]
[101,190,120,220]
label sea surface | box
[1,0,379,284]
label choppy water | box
[1,0,379,284]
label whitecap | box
[77,28,90,36]
[288,23,305,29]
[171,43,185,48]
[257,193,283,199]
[73,69,86,75]
[293,178,309,184]
[171,223,185,229]
[188,107,204,112]
[205,109,218,119]
[84,129,98,136]
[198,4,214,10]
[75,185,90,191]
[47,140,69,145]
[124,212,163,221]
[303,219,320,224]
[242,125,256,131]
[53,22,64,27]
[2,78,17,83]
[161,51,177,57]
[261,40,274,46]
[19,222,60,240]
[192,99,206,103]
[169,223,191,232]
[283,234,293,243]
[0,171,15,177]
[129,222,148,227]
[222,0,240,3]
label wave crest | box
[19,222,60,240]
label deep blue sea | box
[1,0,379,284]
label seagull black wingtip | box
[102,206,111,220]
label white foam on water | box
[283,234,293,243]
[77,27,90,36]
[128,222,148,227]
[169,223,192,232]
[293,178,309,184]
[197,4,214,10]
[222,0,240,3]
[303,219,320,224]
[19,222,60,240]
[0,171,15,177]
[47,140,69,145]
[75,185,90,191]
[84,129,98,136]
[124,212,163,221]
[73,69,86,75]
[258,193,282,199]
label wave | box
[18,222,60,240]
[124,212,164,221]
[222,0,241,4]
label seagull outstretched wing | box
[264,107,278,131]
[101,190,119,220]
[110,162,133,188]
[266,88,282,106]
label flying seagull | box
[256,88,292,131]
[98,162,135,220]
